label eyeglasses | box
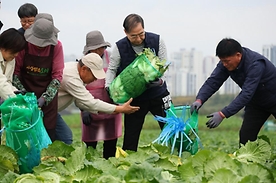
[20,18,35,25]
[129,31,145,39]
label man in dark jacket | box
[191,38,276,145]
[105,14,171,151]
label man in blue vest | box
[105,13,171,151]
[191,38,276,145]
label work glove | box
[37,97,46,108]
[206,112,225,129]
[146,78,163,88]
[190,99,202,114]
[14,89,27,95]
[82,111,93,126]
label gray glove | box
[146,78,163,88]
[206,112,224,128]
[82,111,93,126]
[190,100,202,114]
[37,97,46,108]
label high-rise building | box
[202,56,240,95]
[262,45,276,66]
[167,48,203,96]
[202,56,218,82]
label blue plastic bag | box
[153,105,202,156]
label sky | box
[1,0,276,60]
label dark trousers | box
[85,138,118,159]
[122,91,171,151]
[240,104,276,145]
[55,113,73,145]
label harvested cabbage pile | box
[109,48,169,103]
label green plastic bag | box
[168,106,199,155]
[153,105,201,156]
[0,93,52,174]
[109,54,162,103]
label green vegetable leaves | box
[179,138,274,183]
[0,137,274,182]
[233,137,271,164]
[0,145,19,176]
[138,48,170,76]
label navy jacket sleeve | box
[221,60,265,117]
[196,62,229,104]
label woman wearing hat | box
[13,18,64,141]
[81,30,122,159]
[33,13,73,144]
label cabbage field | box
[1,114,276,182]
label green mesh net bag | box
[109,48,169,103]
[0,93,52,174]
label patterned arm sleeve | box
[12,75,26,90]
[41,78,60,105]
